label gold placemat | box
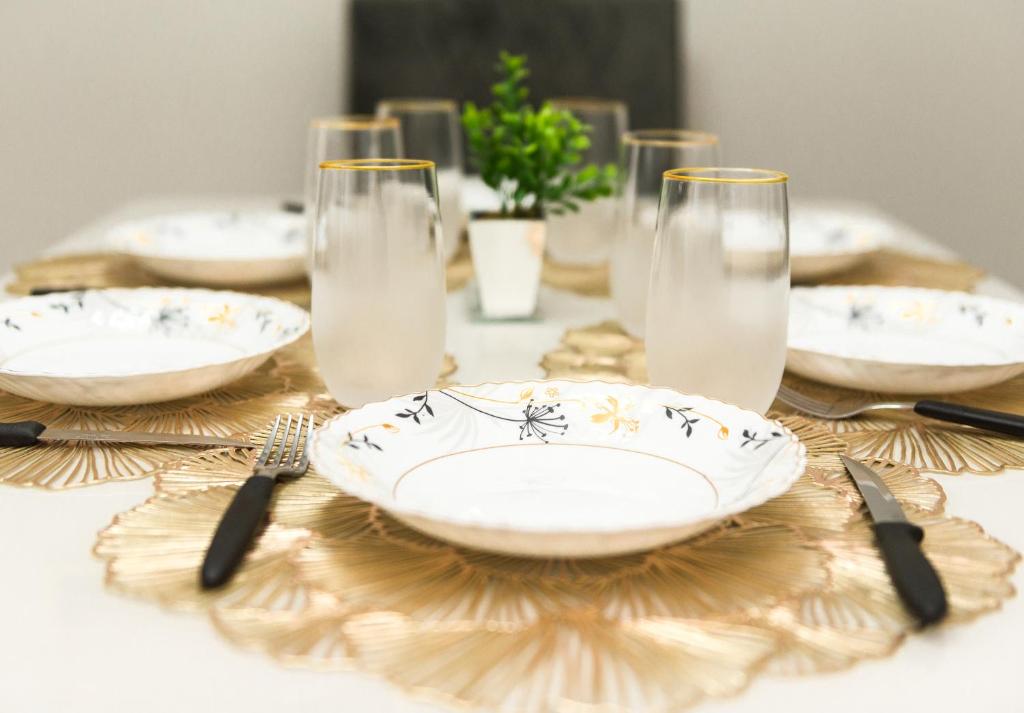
[6,253,313,307]
[93,417,1018,711]
[0,336,458,490]
[540,322,1024,475]
[819,248,985,291]
[10,249,481,301]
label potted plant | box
[462,52,617,318]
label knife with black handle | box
[841,455,948,626]
[0,420,254,448]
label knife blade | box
[841,455,948,627]
[0,420,254,449]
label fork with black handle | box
[201,413,314,589]
[776,384,1024,438]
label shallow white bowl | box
[108,210,306,286]
[789,208,886,281]
[0,288,309,405]
[311,380,806,558]
[788,286,1024,393]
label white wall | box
[683,0,1024,285]
[2,1,1021,286]
[0,0,345,273]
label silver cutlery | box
[776,384,1024,438]
[841,455,947,626]
[0,420,254,449]
[201,413,314,589]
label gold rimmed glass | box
[312,159,446,408]
[546,97,629,265]
[646,167,789,414]
[303,116,403,266]
[611,130,720,336]
[376,99,464,262]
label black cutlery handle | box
[914,400,1024,438]
[201,476,276,589]
[29,286,86,296]
[0,421,46,446]
[280,200,304,214]
[872,521,948,627]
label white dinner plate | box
[108,210,306,286]
[310,380,806,557]
[788,286,1024,393]
[789,208,886,281]
[0,288,309,405]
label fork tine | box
[270,414,294,468]
[283,414,304,467]
[256,415,282,467]
[296,416,315,471]
[776,384,830,416]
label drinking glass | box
[376,99,464,262]
[303,116,403,265]
[646,168,789,414]
[312,159,446,408]
[545,97,628,265]
[611,130,720,336]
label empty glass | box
[303,116,403,265]
[312,159,446,408]
[376,99,464,262]
[545,97,628,265]
[646,168,789,414]
[611,130,720,336]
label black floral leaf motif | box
[434,390,571,443]
[345,432,383,452]
[395,392,433,424]
[959,304,986,326]
[4,318,21,331]
[665,406,699,438]
[152,306,189,335]
[50,303,70,314]
[518,400,569,443]
[254,309,274,332]
[848,303,883,329]
[740,429,783,450]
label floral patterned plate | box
[108,210,306,286]
[789,207,886,281]
[310,380,806,557]
[0,288,309,405]
[788,286,1024,393]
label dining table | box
[1,192,1022,713]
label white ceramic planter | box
[468,216,546,319]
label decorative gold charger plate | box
[94,416,1019,711]
[6,253,312,307]
[0,336,458,489]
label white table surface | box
[1,197,1022,713]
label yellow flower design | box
[591,396,639,434]
[545,387,560,398]
[207,304,237,327]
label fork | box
[775,384,1024,438]
[201,414,314,589]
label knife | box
[0,420,255,449]
[841,455,948,627]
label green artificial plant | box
[462,51,618,218]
